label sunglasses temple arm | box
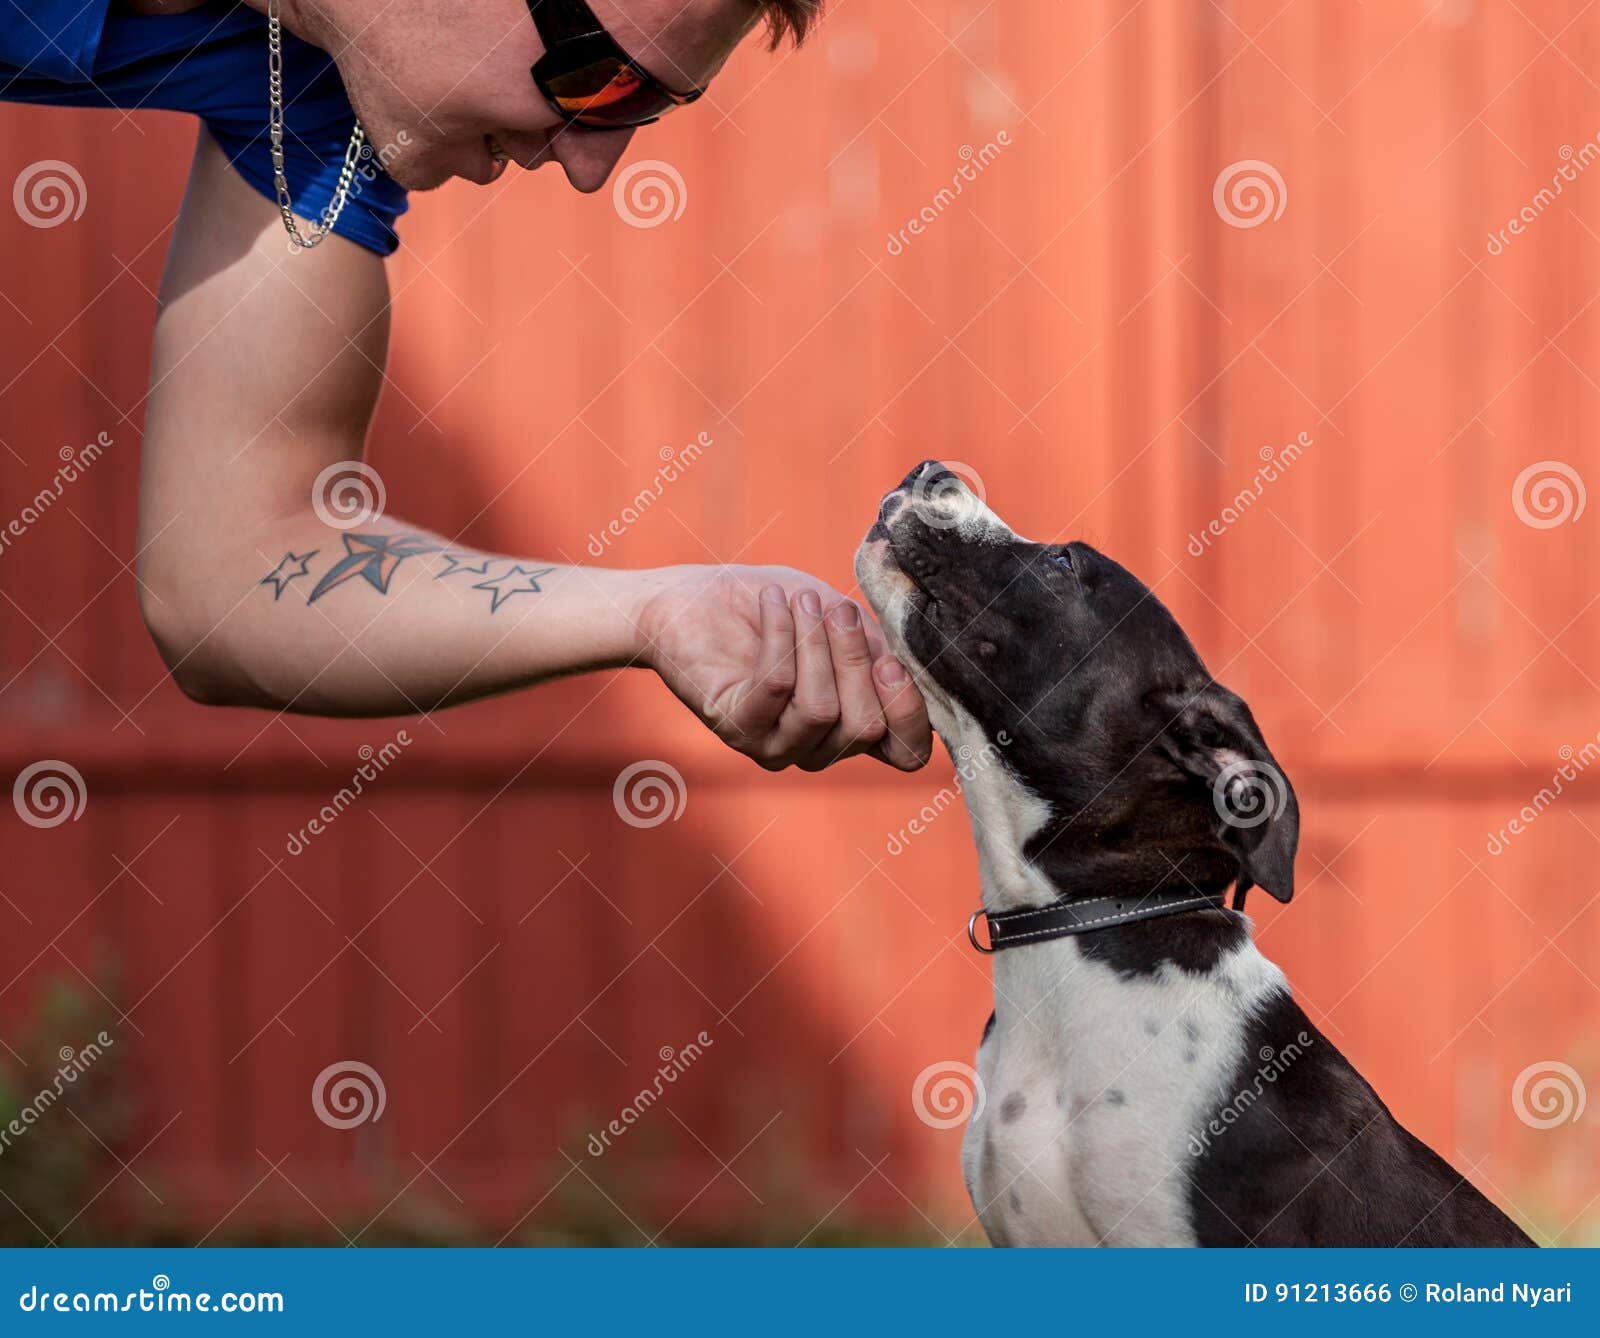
[525,0,607,44]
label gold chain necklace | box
[267,0,366,249]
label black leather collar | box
[967,888,1231,953]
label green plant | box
[0,976,131,1246]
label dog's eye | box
[1049,551,1075,573]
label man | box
[0,0,932,774]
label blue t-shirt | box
[0,0,407,254]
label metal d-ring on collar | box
[967,889,1231,954]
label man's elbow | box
[137,581,262,708]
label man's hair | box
[758,0,822,47]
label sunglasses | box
[527,0,705,129]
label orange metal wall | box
[1,1,1597,1242]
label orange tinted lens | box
[547,59,671,123]
[558,68,640,110]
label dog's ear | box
[1149,684,1299,903]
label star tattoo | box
[308,533,442,605]
[260,550,319,601]
[471,564,556,613]
[433,551,494,580]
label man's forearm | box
[155,515,662,715]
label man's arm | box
[137,131,930,771]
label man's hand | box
[639,566,932,772]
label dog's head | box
[856,461,1297,909]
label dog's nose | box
[898,459,957,493]
[882,460,1014,544]
[883,460,964,522]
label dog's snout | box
[877,460,1014,551]
[899,459,956,492]
[880,460,958,522]
[880,459,975,524]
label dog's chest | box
[962,940,1286,1247]
[963,1020,1099,1246]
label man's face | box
[310,0,761,193]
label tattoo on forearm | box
[267,533,556,615]
[468,563,555,612]
[260,550,319,600]
[433,552,492,580]
[435,549,555,610]
[308,533,442,604]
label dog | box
[856,461,1533,1248]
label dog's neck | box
[934,702,1241,934]
[963,786,1060,914]
[934,707,1062,914]
[962,766,1231,916]
[951,730,1255,979]
[977,848,1269,1036]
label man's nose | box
[551,126,637,194]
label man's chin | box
[389,164,452,192]
[375,160,434,192]
[376,145,460,193]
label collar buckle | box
[966,908,995,954]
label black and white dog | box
[856,461,1532,1248]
